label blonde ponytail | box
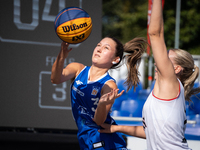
[171,49,200,101]
[184,65,200,101]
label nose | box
[97,47,102,53]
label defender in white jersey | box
[99,0,200,149]
[142,79,190,149]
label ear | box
[174,65,182,74]
[112,57,120,64]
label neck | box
[89,65,108,81]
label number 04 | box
[13,0,66,30]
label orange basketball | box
[54,7,92,44]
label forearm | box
[115,125,146,139]
[94,87,124,126]
[51,42,73,84]
[149,0,173,76]
[51,52,66,84]
[93,103,109,126]
[148,0,163,37]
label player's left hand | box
[99,89,124,105]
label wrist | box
[98,101,107,107]
[113,125,120,132]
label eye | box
[96,43,101,47]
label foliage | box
[103,0,200,54]
[102,0,148,44]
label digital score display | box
[0,0,102,130]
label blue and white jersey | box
[70,66,126,150]
[142,79,191,150]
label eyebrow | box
[104,43,111,48]
[99,42,111,48]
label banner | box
[0,0,102,130]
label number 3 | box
[52,82,67,101]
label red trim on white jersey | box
[152,82,180,101]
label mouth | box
[94,54,100,57]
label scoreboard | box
[0,0,102,130]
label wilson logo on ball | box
[54,7,92,44]
[62,22,88,33]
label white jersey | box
[142,79,191,150]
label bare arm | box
[51,42,84,84]
[149,0,172,77]
[99,123,146,139]
[93,81,124,126]
[149,0,179,98]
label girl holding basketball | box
[51,36,147,149]
[99,0,200,149]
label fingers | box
[61,42,72,52]
[111,89,124,99]
[116,90,124,98]
[108,89,115,100]
[99,89,124,105]
[102,92,109,100]
[61,41,69,48]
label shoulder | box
[67,62,85,73]
[105,79,117,88]
[101,80,117,95]
[68,62,84,68]
[62,62,85,82]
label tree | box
[103,0,148,44]
[103,0,200,54]
[164,0,200,54]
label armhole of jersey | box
[101,79,116,93]
[104,79,116,85]
[71,66,87,85]
[152,81,181,101]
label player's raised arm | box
[51,42,84,84]
[149,0,179,99]
[149,0,175,80]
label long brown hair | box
[108,36,147,91]
[123,37,147,91]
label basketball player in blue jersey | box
[99,0,200,149]
[51,36,147,149]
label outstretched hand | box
[99,89,124,105]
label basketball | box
[54,7,92,44]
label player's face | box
[92,37,117,68]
